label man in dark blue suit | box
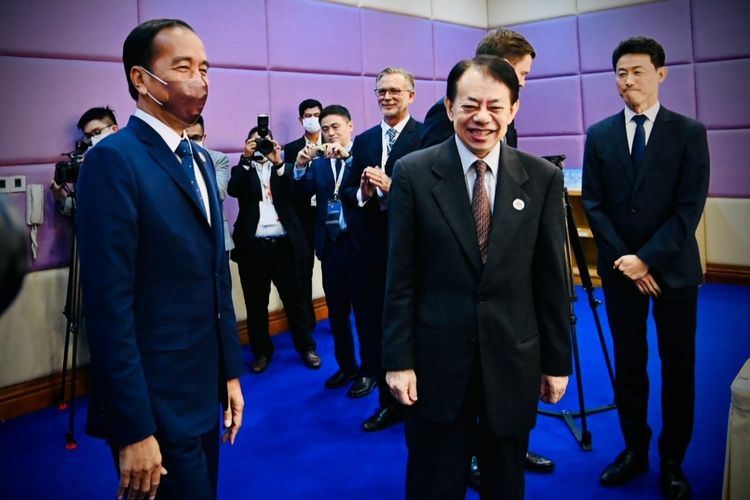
[340,67,423,431]
[76,19,244,500]
[583,37,710,500]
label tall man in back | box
[384,56,570,499]
[75,19,244,500]
[340,67,423,431]
[583,37,709,500]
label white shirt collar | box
[624,101,660,124]
[454,135,500,178]
[134,108,186,153]
[381,115,410,135]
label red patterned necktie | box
[472,160,491,263]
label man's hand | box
[117,435,167,500]
[635,272,661,297]
[614,254,649,280]
[325,142,350,160]
[539,374,568,404]
[243,138,258,157]
[296,144,318,166]
[359,166,377,202]
[363,166,392,193]
[222,378,244,445]
[386,369,418,406]
[266,141,283,166]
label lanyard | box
[331,159,345,199]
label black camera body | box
[54,139,89,184]
[255,114,275,156]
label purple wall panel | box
[695,59,750,129]
[0,0,136,59]
[515,76,583,136]
[267,0,362,75]
[578,0,693,73]
[511,16,579,78]
[0,57,134,165]
[138,0,267,69]
[433,22,486,80]
[201,68,269,154]
[692,0,750,61]
[517,136,584,169]
[268,72,365,146]
[707,130,750,197]
[361,9,434,79]
[361,78,437,128]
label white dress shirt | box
[455,135,500,214]
[624,102,660,152]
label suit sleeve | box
[533,167,572,376]
[227,160,251,200]
[382,159,418,370]
[75,144,156,448]
[420,99,454,149]
[637,123,710,270]
[212,152,231,201]
[339,135,363,207]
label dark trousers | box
[300,205,318,329]
[602,272,697,463]
[236,237,315,358]
[112,420,220,500]
[405,362,528,500]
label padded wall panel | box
[581,64,695,131]
[267,0,362,75]
[432,0,487,28]
[361,0,432,19]
[707,130,750,198]
[517,135,584,169]
[705,197,750,266]
[692,0,750,61]
[433,22,486,79]
[0,0,136,59]
[200,68,269,154]
[695,59,750,129]
[138,0,267,69]
[361,78,437,128]
[488,0,576,26]
[0,57,134,165]
[361,9,434,79]
[515,76,583,136]
[511,16,579,78]
[268,72,365,146]
[578,0,692,73]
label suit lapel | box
[431,140,482,276]
[633,106,672,194]
[385,118,418,175]
[193,147,225,266]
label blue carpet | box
[1,283,748,499]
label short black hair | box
[446,55,519,105]
[319,104,351,123]
[77,106,117,131]
[298,99,323,118]
[612,36,666,71]
[122,19,194,100]
[246,126,274,140]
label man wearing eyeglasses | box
[340,67,423,432]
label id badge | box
[259,201,278,226]
[326,199,342,226]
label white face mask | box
[194,140,204,148]
[302,117,320,134]
[90,127,114,147]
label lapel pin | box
[513,198,525,211]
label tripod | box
[57,189,82,450]
[537,156,617,451]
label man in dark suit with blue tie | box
[75,19,244,500]
[583,37,710,500]
[340,67,423,431]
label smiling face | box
[375,73,415,126]
[615,53,666,114]
[445,66,519,158]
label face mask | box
[302,117,320,134]
[193,140,204,148]
[140,66,208,125]
[252,151,267,163]
[90,127,114,147]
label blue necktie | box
[386,128,398,155]
[631,115,647,176]
[176,139,207,217]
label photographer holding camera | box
[227,116,320,374]
[51,106,119,214]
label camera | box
[254,114,275,156]
[54,139,89,184]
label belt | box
[254,236,287,245]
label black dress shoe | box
[362,405,405,432]
[661,461,691,499]
[302,350,321,369]
[251,355,270,374]
[600,450,649,486]
[524,451,555,472]
[468,455,480,491]
[347,376,377,398]
[324,369,359,389]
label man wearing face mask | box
[228,126,321,375]
[283,98,324,337]
[51,106,119,213]
[75,19,244,500]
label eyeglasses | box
[83,124,113,139]
[374,88,413,98]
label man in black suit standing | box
[583,37,709,500]
[340,67,423,431]
[284,99,324,331]
[384,56,571,499]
